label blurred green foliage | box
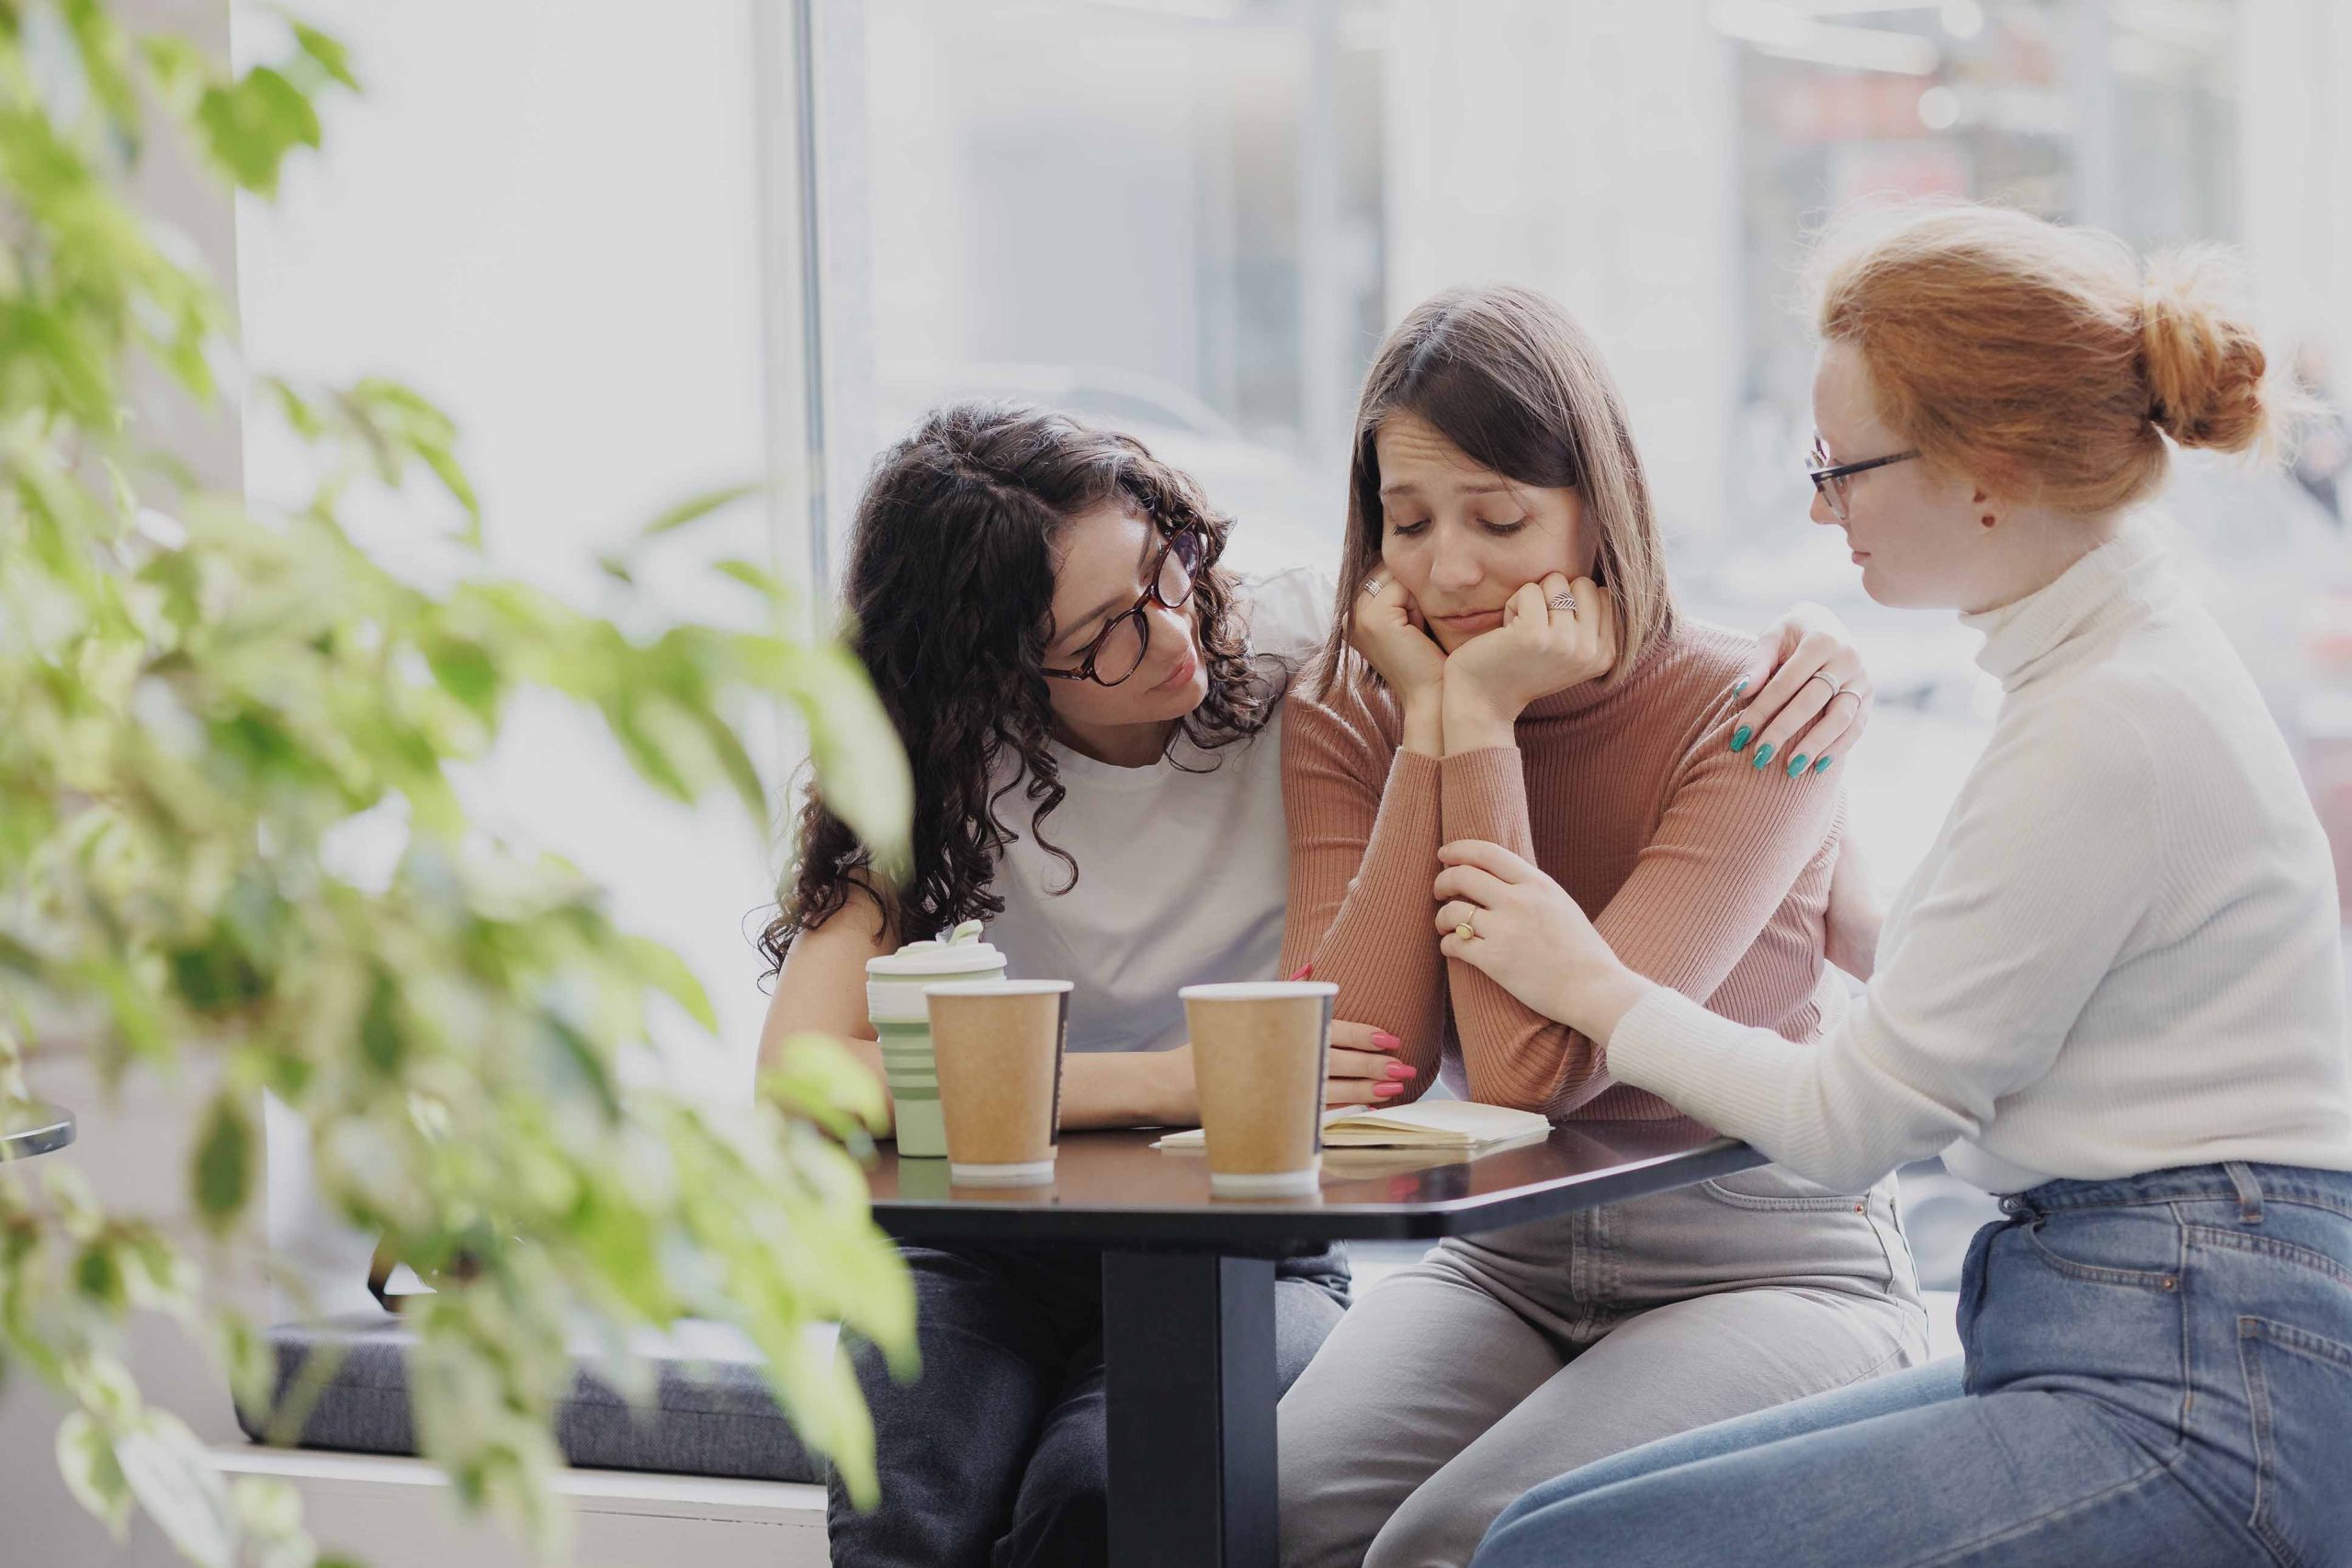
[1,3,915,1561]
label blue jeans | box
[1474,1162,2352,1568]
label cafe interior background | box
[4,0,2349,1562]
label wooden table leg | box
[1102,1250,1278,1568]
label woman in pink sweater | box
[1273,285,1929,1568]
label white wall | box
[233,1,791,1101]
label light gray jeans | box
[1277,1163,1929,1568]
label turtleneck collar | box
[1961,523,2172,691]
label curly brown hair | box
[759,401,1286,975]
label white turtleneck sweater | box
[1608,524,2352,1195]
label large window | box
[813,0,1392,578]
[810,0,2349,886]
[235,2,2350,1074]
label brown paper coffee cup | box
[926,981,1071,1186]
[1180,981,1336,1196]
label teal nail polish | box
[1814,754,1835,774]
[1752,742,1775,769]
[1788,753,1808,776]
[1730,725,1752,753]
[1732,679,1748,695]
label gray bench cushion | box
[234,1314,825,1483]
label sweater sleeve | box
[1604,696,2161,1191]
[1279,685,1452,1090]
[1441,730,1843,1116]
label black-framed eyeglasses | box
[1041,524,1205,687]
[1808,436,1919,522]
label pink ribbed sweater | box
[1278,621,1846,1121]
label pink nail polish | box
[1372,1031,1401,1050]
[1374,1083,1404,1098]
[1384,1062,1413,1080]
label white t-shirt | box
[984,564,1335,1055]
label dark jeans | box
[827,1242,1351,1568]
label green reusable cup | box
[865,920,1008,1157]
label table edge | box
[869,1137,1768,1247]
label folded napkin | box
[1152,1100,1550,1152]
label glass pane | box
[834,0,1390,576]
[816,0,2347,935]
[1160,530,1201,606]
[1093,614,1148,684]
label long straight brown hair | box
[1315,284,1675,697]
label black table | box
[867,1119,1763,1568]
[0,1100,75,1160]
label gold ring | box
[1454,920,1476,942]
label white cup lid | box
[865,919,1007,978]
[925,979,1073,998]
[1180,981,1339,1001]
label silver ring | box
[1548,592,1578,615]
[1801,671,1842,700]
[1453,919,1476,942]
[1362,577,1385,597]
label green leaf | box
[424,635,501,719]
[689,701,770,823]
[116,1413,238,1568]
[634,481,761,541]
[290,22,359,91]
[760,1032,888,1136]
[541,1013,621,1122]
[74,1242,127,1313]
[220,1313,277,1424]
[195,65,322,196]
[714,558,786,599]
[326,378,481,535]
[769,1325,880,1507]
[61,0,142,138]
[359,969,405,1077]
[56,1411,132,1535]
[191,1095,254,1235]
[763,638,915,878]
[167,936,266,1013]
[624,935,717,1033]
[139,35,211,113]
[601,694,698,802]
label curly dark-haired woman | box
[760,400,1357,1568]
[757,400,1873,1568]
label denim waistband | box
[1999,1160,2352,1219]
